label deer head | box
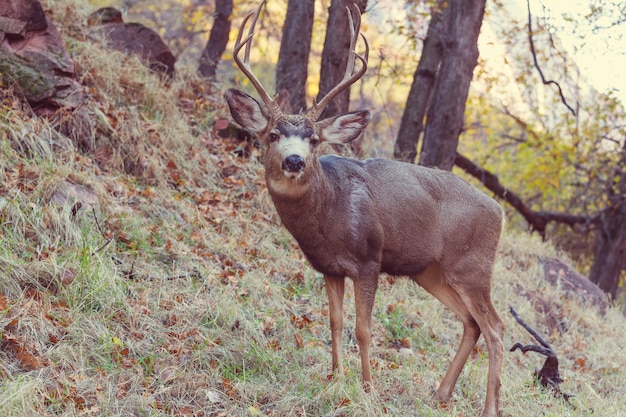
[225,1,370,196]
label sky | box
[527,0,626,104]
[365,0,626,106]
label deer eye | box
[268,132,280,142]
[309,135,320,146]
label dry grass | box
[1,2,625,416]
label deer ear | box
[224,89,269,132]
[317,110,371,144]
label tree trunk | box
[275,0,315,114]
[317,0,367,120]
[419,0,486,170]
[589,209,626,298]
[589,142,626,299]
[393,3,448,163]
[198,0,233,79]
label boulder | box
[87,7,176,77]
[0,0,84,115]
[541,257,608,315]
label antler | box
[305,3,369,121]
[233,0,282,118]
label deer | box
[223,3,505,417]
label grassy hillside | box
[1,2,625,416]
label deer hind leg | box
[324,275,345,377]
[437,251,504,417]
[412,266,481,402]
[453,284,504,417]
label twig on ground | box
[166,267,204,281]
[91,208,114,255]
[509,306,575,402]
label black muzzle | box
[282,154,306,173]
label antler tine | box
[242,1,262,64]
[344,3,360,78]
[233,0,282,118]
[306,3,369,121]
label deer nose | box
[282,155,305,172]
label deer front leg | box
[353,265,379,388]
[324,275,345,378]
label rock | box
[517,287,565,334]
[205,389,222,404]
[0,0,84,115]
[398,347,414,359]
[86,7,123,25]
[541,257,608,315]
[0,0,47,34]
[516,258,608,333]
[87,7,176,77]
[50,180,100,214]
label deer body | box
[224,4,505,417]
[271,155,503,281]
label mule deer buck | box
[224,3,505,416]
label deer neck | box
[265,158,334,229]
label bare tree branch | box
[526,0,576,117]
[454,153,597,236]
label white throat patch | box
[267,175,309,198]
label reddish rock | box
[542,257,608,314]
[0,0,84,115]
[87,7,176,76]
[86,7,122,25]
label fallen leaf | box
[116,231,132,245]
[248,405,262,416]
[206,389,222,404]
[290,314,313,329]
[294,333,304,349]
[17,350,44,370]
[222,378,240,400]
[25,289,45,301]
[337,398,351,407]
[574,357,587,370]
[2,334,44,370]
[60,269,76,286]
[268,339,281,351]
